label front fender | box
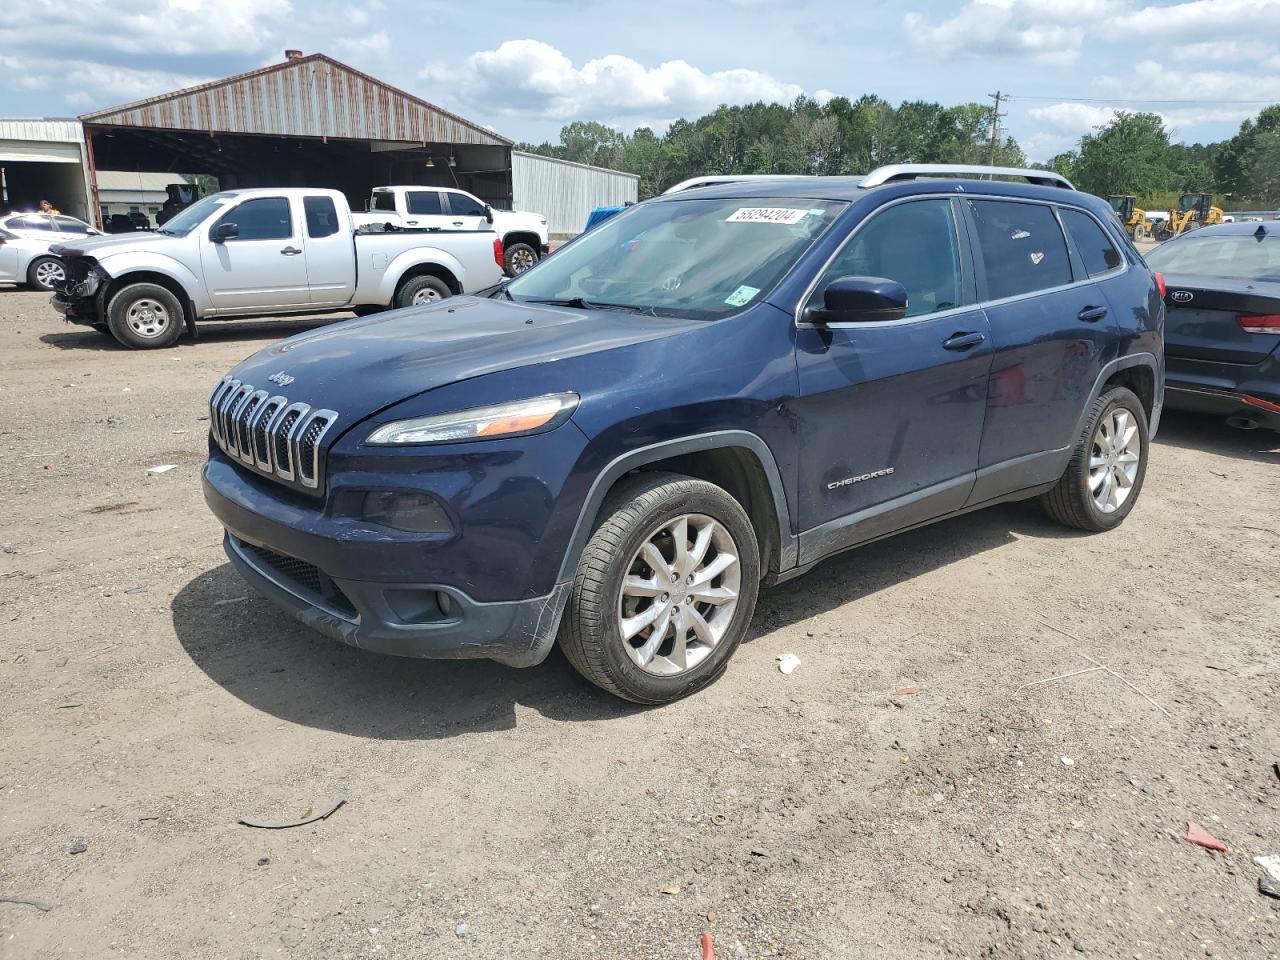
[95,253,204,311]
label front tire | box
[105,283,185,349]
[27,256,65,291]
[503,242,539,277]
[394,275,451,309]
[559,472,761,704]
[1040,386,1149,532]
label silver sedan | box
[0,227,71,291]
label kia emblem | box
[1171,290,1194,303]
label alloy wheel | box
[510,248,537,273]
[1089,407,1141,514]
[35,261,65,288]
[617,514,741,676]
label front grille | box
[209,377,338,490]
[240,540,357,619]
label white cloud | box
[421,39,804,120]
[0,0,292,58]
[1110,0,1280,37]
[1027,103,1123,133]
[903,0,1122,65]
[0,55,211,107]
[333,30,392,63]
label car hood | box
[52,231,177,261]
[225,296,702,418]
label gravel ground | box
[1,287,1278,960]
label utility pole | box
[987,90,1006,168]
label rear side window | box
[406,191,443,215]
[448,193,487,217]
[372,191,396,212]
[54,216,90,235]
[218,197,291,240]
[967,200,1071,300]
[817,198,962,318]
[304,196,339,238]
[1061,209,1122,277]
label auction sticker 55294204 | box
[725,207,809,224]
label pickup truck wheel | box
[395,275,451,308]
[26,256,65,291]
[503,243,539,277]
[560,472,761,704]
[1040,386,1148,532]
[106,284,185,349]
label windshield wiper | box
[521,297,658,315]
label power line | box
[1006,94,1279,105]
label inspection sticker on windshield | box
[725,285,760,306]
[726,207,808,224]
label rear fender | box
[374,249,465,304]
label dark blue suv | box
[203,164,1165,703]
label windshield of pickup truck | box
[157,193,238,236]
[506,197,847,318]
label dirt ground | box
[1,286,1278,960]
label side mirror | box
[210,222,239,243]
[806,276,908,324]
[484,204,494,224]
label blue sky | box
[2,0,1278,161]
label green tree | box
[1073,112,1179,196]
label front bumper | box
[50,293,101,326]
[204,464,571,667]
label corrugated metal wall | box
[82,56,508,148]
[0,119,84,143]
[512,152,638,236]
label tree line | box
[518,99,1280,209]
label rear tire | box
[503,242,539,277]
[559,472,761,704]
[26,256,65,291]
[1040,386,1148,532]
[394,275,451,309]
[105,283,185,349]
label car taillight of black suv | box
[203,163,1164,704]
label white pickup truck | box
[50,187,505,349]
[352,186,548,276]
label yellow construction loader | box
[1152,193,1224,241]
[1107,195,1151,241]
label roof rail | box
[860,164,1076,191]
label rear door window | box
[406,191,443,215]
[218,197,292,240]
[1060,209,1123,278]
[967,200,1072,300]
[816,198,963,318]
[54,216,91,235]
[304,196,340,238]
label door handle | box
[451,221,464,226]
[1078,305,1108,323]
[942,331,986,351]
[280,246,301,256]
[406,220,418,225]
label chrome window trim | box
[795,193,1130,329]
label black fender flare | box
[555,430,796,584]
[1071,352,1163,440]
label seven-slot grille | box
[209,377,338,490]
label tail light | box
[1154,272,1167,298]
[493,237,504,268]
[1238,314,1280,334]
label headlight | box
[365,392,579,445]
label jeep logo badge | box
[268,371,295,386]
[1171,290,1194,303]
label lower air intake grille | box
[240,541,356,619]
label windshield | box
[1145,235,1280,282]
[157,193,238,236]
[506,197,847,319]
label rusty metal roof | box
[79,54,510,147]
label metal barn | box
[512,152,639,238]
